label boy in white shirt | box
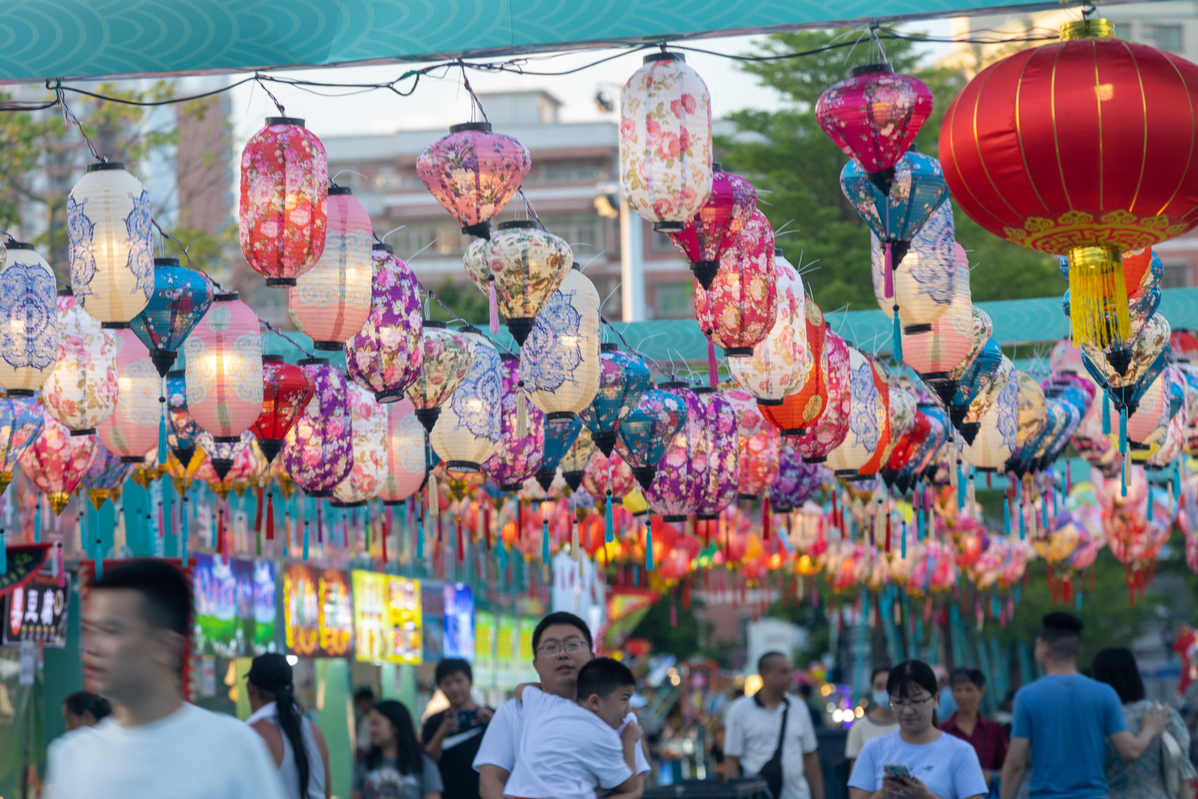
[508,657,644,799]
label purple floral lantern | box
[770,440,827,512]
[645,383,708,522]
[616,386,687,494]
[694,388,740,519]
[282,358,354,497]
[481,355,546,491]
[345,243,424,403]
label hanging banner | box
[283,564,353,657]
[3,571,71,648]
[0,544,51,599]
[443,583,474,661]
[475,611,496,691]
[193,555,277,656]
[351,571,422,664]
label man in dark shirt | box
[423,659,494,799]
[941,667,1008,789]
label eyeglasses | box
[889,695,935,711]
[537,640,589,657]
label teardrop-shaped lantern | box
[82,444,132,509]
[251,355,316,463]
[520,263,602,422]
[0,396,44,494]
[197,429,253,485]
[19,407,98,514]
[827,347,892,478]
[959,352,1015,446]
[405,320,477,433]
[184,291,264,440]
[97,329,162,463]
[282,359,354,497]
[429,326,502,473]
[794,331,852,464]
[760,297,830,436]
[615,388,687,491]
[378,399,427,504]
[669,164,756,289]
[644,383,707,521]
[729,251,809,403]
[416,122,532,239]
[582,447,637,501]
[694,387,740,519]
[463,221,573,346]
[738,426,781,499]
[560,426,596,491]
[581,344,651,457]
[949,338,1004,438]
[289,186,372,350]
[619,52,714,231]
[0,242,59,395]
[332,384,387,506]
[345,243,424,403]
[694,211,776,356]
[535,415,584,491]
[43,288,118,435]
[238,118,328,287]
[67,163,154,323]
[130,257,214,376]
[881,409,931,491]
[164,370,200,468]
[481,355,546,491]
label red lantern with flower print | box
[669,164,756,289]
[694,209,776,358]
[252,355,315,464]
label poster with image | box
[495,616,517,691]
[193,556,277,656]
[284,564,352,657]
[443,583,474,661]
[517,617,538,684]
[351,571,421,664]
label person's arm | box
[249,720,286,767]
[804,750,825,799]
[847,787,885,799]
[424,713,460,762]
[310,721,332,799]
[1109,704,1170,762]
[605,723,646,799]
[479,765,509,799]
[1001,737,1029,799]
[725,756,741,779]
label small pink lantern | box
[582,448,637,501]
[19,407,98,514]
[97,328,160,463]
[184,292,264,441]
[669,164,757,289]
[694,210,777,357]
[738,425,781,498]
[345,243,425,403]
[378,399,427,504]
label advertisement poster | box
[421,582,444,663]
[193,556,276,656]
[475,611,495,691]
[443,583,475,661]
[517,617,537,684]
[3,571,70,648]
[284,564,353,657]
[352,571,422,664]
[495,616,517,691]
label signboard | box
[475,611,495,691]
[495,616,517,691]
[351,571,422,664]
[283,564,353,657]
[421,581,444,662]
[443,583,474,661]
[3,571,70,648]
[193,555,276,656]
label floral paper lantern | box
[536,415,584,491]
[67,163,154,323]
[520,264,602,421]
[961,368,1020,471]
[738,426,782,498]
[871,204,958,341]
[669,164,757,288]
[619,52,714,231]
[694,211,776,356]
[901,280,975,397]
[81,444,131,509]
[416,122,532,239]
[561,426,596,491]
[184,292,263,440]
[429,327,502,473]
[378,399,427,504]
[827,348,892,478]
[958,353,1014,445]
[481,355,546,491]
[405,321,477,432]
[724,387,770,440]
[728,251,809,404]
[582,447,637,501]
[282,359,353,496]
[197,429,251,482]
[770,441,826,512]
[345,243,424,403]
[795,331,851,463]
[251,355,315,463]
[97,329,161,463]
[616,388,687,490]
[0,396,43,494]
[239,118,328,286]
[0,242,59,395]
[644,383,707,521]
[949,337,1004,436]
[164,371,199,466]
[582,344,651,456]
[19,407,98,514]
[42,289,118,435]
[694,388,739,519]
[289,186,372,350]
[130,257,214,376]
[760,297,829,435]
[463,221,572,346]
[332,384,387,505]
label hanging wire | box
[54,83,105,162]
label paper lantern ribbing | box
[738,426,781,498]
[694,388,740,519]
[239,118,328,286]
[19,408,98,514]
[42,290,118,435]
[669,164,756,288]
[582,344,652,457]
[728,251,809,403]
[378,399,427,504]
[97,329,161,463]
[184,292,263,441]
[463,221,573,346]
[827,348,892,477]
[81,444,131,509]
[282,359,353,497]
[0,396,43,494]
[405,321,477,433]
[164,371,199,467]
[345,243,425,403]
[616,388,687,491]
[332,384,387,506]
[416,122,532,239]
[67,163,154,323]
[481,355,546,491]
[619,52,714,231]
[251,355,315,464]
[520,264,601,422]
[694,210,776,357]
[429,327,502,473]
[0,243,59,395]
[644,383,707,521]
[289,186,372,350]
[536,416,584,491]
[582,448,637,502]
[760,297,829,436]
[795,331,851,464]
[130,257,214,376]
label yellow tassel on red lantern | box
[1068,245,1130,347]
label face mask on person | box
[872,690,890,707]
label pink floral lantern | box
[669,164,757,289]
[184,291,263,440]
[645,383,708,521]
[724,387,770,440]
[694,210,776,358]
[694,387,740,519]
[405,321,477,432]
[378,399,427,505]
[416,122,532,239]
[332,384,387,506]
[738,425,781,499]
[582,448,637,502]
[481,355,546,491]
[794,331,851,463]
[42,289,118,436]
[19,407,98,514]
[282,358,353,497]
[728,251,809,403]
[97,329,160,464]
[345,243,425,403]
[239,117,328,287]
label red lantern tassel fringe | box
[266,489,275,540]
[707,332,717,387]
[762,495,770,540]
[254,485,264,535]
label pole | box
[619,195,645,322]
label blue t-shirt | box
[1011,674,1128,799]
[849,731,988,799]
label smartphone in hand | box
[884,763,913,782]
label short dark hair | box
[92,559,191,636]
[950,668,986,689]
[887,660,939,701]
[870,666,892,684]
[436,658,473,685]
[577,657,636,702]
[532,611,592,656]
[63,691,111,721]
[354,687,375,702]
[1039,612,1083,657]
[758,651,789,674]
[1092,647,1145,703]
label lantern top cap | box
[500,353,519,362]
[329,185,353,196]
[601,342,618,352]
[497,220,538,231]
[775,247,783,256]
[693,386,716,394]
[1060,18,1115,40]
[713,162,723,171]
[7,242,34,251]
[213,291,240,302]
[167,369,185,378]
[265,116,306,127]
[850,63,893,77]
[85,161,128,173]
[263,354,284,363]
[571,262,581,271]
[372,242,394,253]
[659,380,691,389]
[457,324,482,335]
[449,121,492,133]
[297,357,329,367]
[154,257,181,267]
[424,320,447,329]
[57,286,73,297]
[643,52,685,64]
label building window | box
[1114,22,1133,41]
[1162,262,1191,289]
[535,159,611,184]
[654,281,694,318]
[1151,24,1183,52]
[652,230,679,253]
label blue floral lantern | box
[536,415,583,492]
[0,395,44,495]
[615,387,687,491]
[130,256,214,377]
[0,242,60,396]
[950,338,1003,442]
[581,344,651,457]
[165,370,200,467]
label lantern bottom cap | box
[414,407,441,433]
[445,461,481,473]
[120,455,147,464]
[498,482,524,492]
[149,349,177,377]
[562,470,585,491]
[724,347,754,358]
[305,489,334,498]
[780,428,807,437]
[257,439,284,464]
[695,513,719,520]
[461,220,492,239]
[546,412,578,423]
[661,514,688,523]
[652,221,685,233]
[69,428,96,436]
[312,341,344,351]
[375,389,404,403]
[4,389,34,397]
[691,261,720,290]
[213,435,241,444]
[919,372,952,382]
[833,469,859,477]
[329,499,368,508]
[592,431,618,457]
[382,500,404,506]
[101,322,131,330]
[756,398,784,407]
[631,466,656,491]
[976,466,998,473]
[265,277,297,287]
[507,318,535,347]
[959,422,981,446]
[736,493,759,501]
[802,456,828,464]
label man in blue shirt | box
[1000,612,1170,799]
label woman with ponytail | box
[247,653,332,799]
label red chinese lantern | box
[669,164,756,289]
[251,355,316,463]
[693,210,776,357]
[940,19,1198,347]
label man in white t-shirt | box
[44,559,286,799]
[473,611,650,799]
[725,652,825,799]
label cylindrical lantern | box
[694,210,776,356]
[616,388,687,491]
[669,164,757,288]
[795,331,852,464]
[729,251,809,403]
[42,289,118,435]
[760,297,830,435]
[582,344,652,456]
[520,264,602,422]
[184,291,263,440]
[130,257,214,376]
[289,186,372,350]
[827,348,892,477]
[481,355,546,491]
[67,163,154,324]
[416,122,532,239]
[332,384,387,506]
[19,408,98,514]
[345,243,425,403]
[405,320,477,432]
[97,328,160,464]
[738,426,781,498]
[239,118,328,286]
[282,359,353,497]
[619,52,714,230]
[0,396,44,494]
[378,399,427,504]
[429,327,503,473]
[0,242,59,395]
[251,355,315,463]
[644,383,707,521]
[694,387,740,519]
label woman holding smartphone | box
[848,660,988,799]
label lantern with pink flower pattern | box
[645,383,708,521]
[728,251,809,403]
[332,384,387,506]
[379,399,427,505]
[669,164,756,289]
[19,407,98,514]
[616,388,687,491]
[345,243,425,403]
[582,448,637,502]
[42,289,118,436]
[98,328,162,464]
[481,355,546,491]
[738,425,781,499]
[282,359,353,497]
[694,210,776,357]
[405,321,476,433]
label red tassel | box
[254,484,264,535]
[217,508,225,556]
[484,505,492,550]
[885,511,892,552]
[266,490,275,540]
[707,332,718,387]
[683,580,692,610]
[762,495,771,540]
[457,517,464,562]
[381,510,388,565]
[831,491,839,530]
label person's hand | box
[621,721,643,745]
[1142,703,1171,737]
[883,775,937,799]
[476,706,494,725]
[438,713,461,737]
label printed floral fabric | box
[521,268,602,416]
[333,384,387,504]
[98,329,160,460]
[723,388,769,440]
[1082,313,1170,392]
[430,330,501,469]
[582,447,636,500]
[0,251,58,387]
[184,296,264,438]
[282,363,354,494]
[695,209,776,353]
[43,294,118,433]
[738,426,781,497]
[542,416,584,472]
[239,121,328,281]
[841,150,949,244]
[963,368,1020,470]
[347,249,425,398]
[645,385,708,518]
[669,167,756,263]
[769,440,827,511]
[1105,700,1197,799]
[694,390,740,516]
[815,70,933,174]
[871,203,957,325]
[82,443,131,493]
[165,373,198,453]
[728,253,810,402]
[620,57,713,224]
[830,349,891,475]
[251,359,315,441]
[581,348,651,441]
[481,356,545,488]
[761,298,831,434]
[463,226,572,320]
[615,389,687,470]
[963,351,1014,428]
[0,396,43,474]
[290,191,373,344]
[19,407,98,497]
[560,426,596,475]
[379,399,427,503]
[131,261,214,352]
[795,332,851,462]
[404,325,475,411]
[416,127,531,228]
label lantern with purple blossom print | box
[429,326,502,474]
[346,243,424,403]
[616,387,687,491]
[520,264,602,422]
[0,242,59,395]
[481,355,546,491]
[694,210,776,359]
[130,257,214,376]
[42,288,118,436]
[405,321,476,433]
[694,387,740,520]
[770,441,826,513]
[582,344,651,457]
[282,358,354,497]
[668,164,756,289]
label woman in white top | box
[847,667,899,768]
[848,660,987,799]
[247,653,332,799]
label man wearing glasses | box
[473,611,650,799]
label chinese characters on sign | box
[3,572,70,648]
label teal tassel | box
[1019,502,1026,540]
[1175,461,1183,502]
[1119,407,1128,454]
[901,519,907,559]
[1015,583,1021,603]
[916,619,923,641]
[646,520,654,571]
[1004,494,1011,536]
[1121,459,1128,497]
[542,521,549,563]
[416,520,424,560]
[957,462,965,509]
[94,542,103,578]
[0,532,6,573]
[1147,487,1154,521]
[158,404,168,466]
[33,496,41,544]
[303,522,310,561]
[605,493,614,543]
[1102,394,1111,435]
[497,539,508,572]
[1041,493,1048,528]
[892,307,903,362]
[1075,587,1083,610]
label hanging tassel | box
[416,515,424,560]
[266,489,275,540]
[901,519,907,559]
[381,508,388,566]
[158,501,165,539]
[428,472,439,518]
[956,461,965,510]
[1068,246,1130,348]
[488,274,500,334]
[1004,488,1011,536]
[34,495,41,544]
[457,517,465,562]
[706,332,718,387]
[1102,394,1111,435]
[884,241,894,298]
[605,492,614,543]
[646,518,655,571]
[56,543,65,587]
[1122,455,1129,497]
[0,531,6,573]
[1147,486,1155,521]
[542,520,550,564]
[94,541,103,578]
[892,305,903,362]
[1041,492,1049,529]
[571,517,580,560]
[484,504,492,550]
[181,497,189,567]
[158,400,168,466]
[302,521,310,561]
[1019,498,1026,540]
[254,484,265,536]
[516,383,528,439]
[885,511,892,553]
[1119,406,1128,454]
[762,496,771,540]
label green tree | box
[425,275,491,326]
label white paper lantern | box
[520,264,602,422]
[332,383,388,505]
[872,205,959,330]
[728,251,809,404]
[0,243,59,395]
[429,326,503,473]
[827,347,892,477]
[962,367,1020,471]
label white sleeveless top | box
[246,701,326,799]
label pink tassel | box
[707,331,717,387]
[884,242,894,298]
[488,275,500,334]
[56,543,65,587]
[158,503,165,538]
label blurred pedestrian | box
[935,665,958,719]
[355,687,376,760]
[354,700,442,799]
[423,659,493,799]
[846,667,898,769]
[63,691,112,731]
[247,653,332,799]
[942,668,1008,790]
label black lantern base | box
[662,515,688,523]
[507,318,535,347]
[691,260,720,290]
[258,439,284,464]
[70,428,95,436]
[375,388,404,404]
[631,466,656,492]
[562,470,585,491]
[959,422,981,446]
[313,341,343,351]
[653,221,685,233]
[903,323,933,335]
[121,456,148,464]
[4,389,34,397]
[172,446,197,469]
[802,455,827,464]
[214,435,241,444]
[445,461,481,473]
[415,407,441,433]
[150,349,177,378]
[499,483,524,492]
[329,499,368,508]
[725,347,754,357]
[461,220,492,240]
[546,411,577,423]
[535,468,556,492]
[780,428,806,437]
[1106,347,1133,377]
[211,458,234,480]
[265,277,297,287]
[756,398,784,407]
[592,430,618,457]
